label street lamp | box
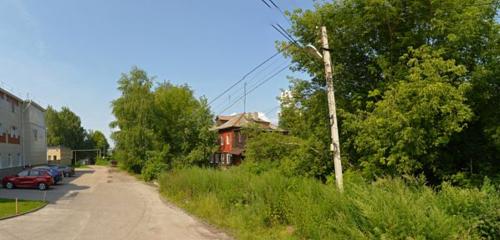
[305,44,323,61]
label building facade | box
[211,112,284,166]
[0,87,47,177]
[47,146,73,166]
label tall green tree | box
[46,106,87,149]
[278,0,499,182]
[110,67,156,173]
[111,67,216,175]
[87,130,110,155]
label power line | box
[264,105,280,115]
[218,63,291,114]
[215,61,290,113]
[276,23,298,44]
[260,0,272,8]
[212,58,290,111]
[208,48,287,106]
[261,0,293,25]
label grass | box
[0,198,47,219]
[159,166,500,240]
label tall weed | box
[159,167,499,240]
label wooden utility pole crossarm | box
[320,26,344,191]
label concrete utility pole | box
[320,26,344,191]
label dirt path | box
[0,166,230,240]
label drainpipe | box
[21,100,32,168]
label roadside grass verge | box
[0,198,47,219]
[159,167,499,240]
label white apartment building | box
[0,87,47,177]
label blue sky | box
[0,0,313,145]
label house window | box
[226,135,230,145]
[220,136,224,146]
[53,155,57,161]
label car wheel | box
[6,182,14,189]
[38,183,47,191]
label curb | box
[0,201,49,221]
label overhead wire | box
[208,49,286,106]
[218,63,291,114]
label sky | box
[0,0,314,146]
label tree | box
[46,106,86,149]
[87,130,110,155]
[152,82,216,168]
[278,0,499,182]
[110,67,216,175]
[350,47,473,178]
[110,67,156,173]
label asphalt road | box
[0,166,230,240]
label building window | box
[10,126,18,137]
[33,129,38,141]
[220,136,224,146]
[226,135,229,145]
[53,155,57,161]
[11,100,15,113]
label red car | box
[2,169,54,190]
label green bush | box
[95,156,109,166]
[159,166,499,240]
[245,132,331,179]
[141,150,167,181]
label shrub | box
[95,156,109,166]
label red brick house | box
[211,112,284,166]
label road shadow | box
[0,169,93,203]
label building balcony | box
[7,134,20,144]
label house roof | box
[211,112,284,132]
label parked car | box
[33,166,63,184]
[48,164,75,177]
[2,169,54,190]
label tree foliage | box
[46,106,87,149]
[110,67,216,176]
[46,106,110,162]
[87,130,110,155]
[277,0,499,183]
